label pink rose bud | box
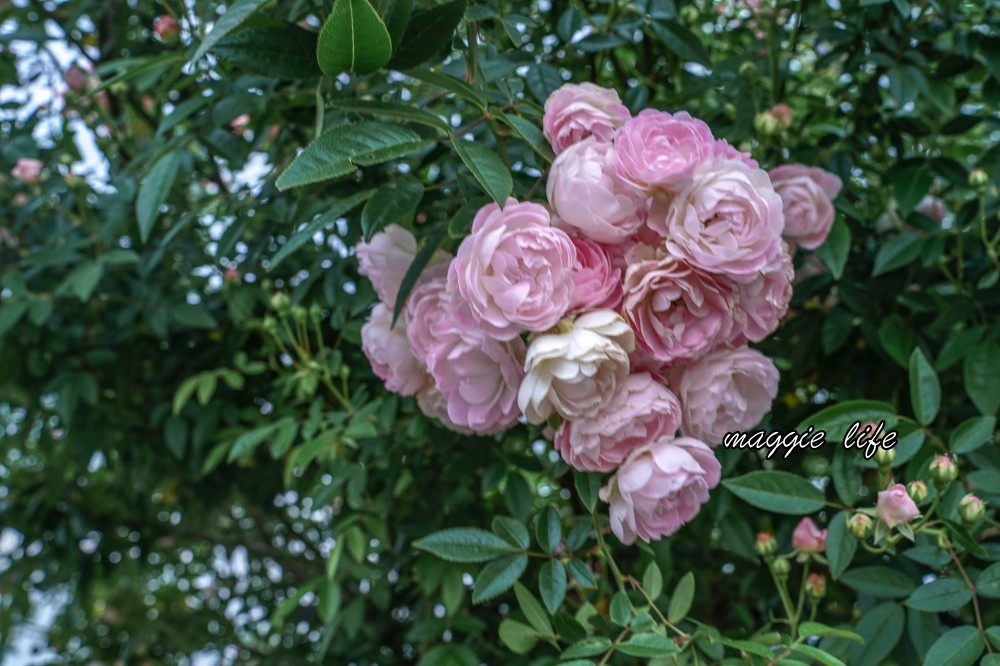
[958,494,985,524]
[12,158,42,184]
[847,513,873,539]
[754,110,780,135]
[805,573,827,599]
[542,82,631,155]
[929,455,959,485]
[614,109,717,192]
[64,65,89,93]
[223,268,240,283]
[360,304,427,397]
[876,483,920,528]
[230,113,251,135]
[153,15,180,42]
[448,198,575,340]
[266,124,281,141]
[907,480,928,504]
[792,517,827,554]
[13,192,29,206]
[768,164,843,251]
[754,532,777,557]
[600,436,721,544]
[671,345,779,446]
[771,103,793,129]
[915,195,946,225]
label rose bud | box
[11,157,43,185]
[907,480,928,504]
[754,110,780,135]
[791,517,827,554]
[771,103,793,130]
[876,483,920,528]
[958,494,985,524]
[847,513,873,540]
[874,445,896,467]
[929,455,959,486]
[153,15,180,42]
[804,573,826,600]
[770,556,791,578]
[969,169,989,190]
[754,532,777,557]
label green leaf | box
[567,559,597,588]
[189,0,269,64]
[317,0,392,75]
[943,520,988,558]
[609,591,631,626]
[722,471,825,514]
[949,416,996,453]
[0,300,29,337]
[667,572,695,624]
[136,152,181,243]
[909,348,940,425]
[879,315,915,367]
[326,98,449,131]
[562,637,612,659]
[271,577,322,627]
[840,566,916,599]
[617,634,681,657]
[795,400,897,443]
[574,471,601,514]
[164,416,187,459]
[924,626,984,666]
[815,217,851,279]
[472,553,528,603]
[536,505,561,553]
[936,326,983,371]
[538,560,566,614]
[403,67,487,110]
[62,261,104,301]
[523,63,564,104]
[451,138,513,205]
[214,24,321,79]
[391,227,447,324]
[492,516,530,549]
[964,343,1000,415]
[513,582,553,636]
[826,511,857,580]
[976,563,1000,599]
[271,190,373,268]
[907,608,940,655]
[791,644,848,666]
[493,109,555,163]
[388,0,466,69]
[799,622,864,643]
[894,166,933,216]
[171,303,217,330]
[872,232,924,276]
[848,603,905,666]
[447,195,491,239]
[497,618,539,655]
[228,417,297,463]
[276,122,430,190]
[906,577,971,612]
[414,527,521,562]
[642,562,663,600]
[360,177,423,241]
[650,19,710,65]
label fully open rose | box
[542,82,631,155]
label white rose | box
[518,310,635,424]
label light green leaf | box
[949,416,996,453]
[189,0,270,64]
[136,152,181,243]
[848,603,905,666]
[609,590,631,626]
[317,0,392,75]
[497,619,539,655]
[472,553,528,603]
[909,347,940,425]
[923,626,984,666]
[326,98,449,131]
[976,563,1000,599]
[722,471,825,514]
[451,137,513,205]
[171,303,217,330]
[642,561,663,600]
[513,582,552,637]
[562,637,612,659]
[538,560,566,614]
[567,559,597,588]
[62,261,104,302]
[617,634,681,657]
[492,516,529,549]
[414,527,521,563]
[667,572,695,624]
[799,621,864,643]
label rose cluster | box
[357,82,842,545]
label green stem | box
[593,514,627,593]
[791,562,810,637]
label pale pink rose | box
[448,198,575,340]
[416,384,475,435]
[733,244,794,343]
[712,139,759,169]
[651,159,785,282]
[916,195,946,225]
[427,323,525,434]
[769,164,843,250]
[614,109,716,192]
[600,436,721,544]
[568,235,623,312]
[792,517,827,553]
[12,158,42,184]
[547,138,646,244]
[360,304,427,397]
[518,309,635,423]
[876,484,920,528]
[554,372,681,472]
[153,15,180,42]
[770,103,793,129]
[356,224,417,307]
[405,271,456,368]
[621,246,737,365]
[543,83,631,155]
[670,345,779,445]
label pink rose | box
[230,113,251,135]
[670,346,779,445]
[651,159,785,282]
[360,304,427,397]
[543,83,631,155]
[11,158,42,184]
[356,224,417,307]
[547,138,646,244]
[621,245,737,365]
[518,309,635,423]
[916,195,946,225]
[613,109,716,192]
[405,269,460,368]
[416,384,475,435]
[448,199,575,340]
[792,517,827,554]
[554,372,681,472]
[712,139,759,169]
[769,164,843,250]
[568,235,623,312]
[153,15,180,42]
[733,244,793,343]
[600,436,721,544]
[877,484,920,528]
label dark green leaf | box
[493,516,530,549]
[414,527,520,562]
[650,20,710,65]
[826,511,857,580]
[189,0,270,64]
[848,603,905,666]
[840,566,916,599]
[872,232,924,276]
[513,582,553,636]
[909,348,940,425]
[535,505,561,553]
[326,98,450,131]
[722,471,825,514]
[977,563,1000,599]
[667,572,694,624]
[617,634,681,657]
[949,416,996,453]
[567,559,596,588]
[574,471,602,514]
[816,217,851,279]
[271,191,374,267]
[472,553,528,603]
[136,152,181,243]
[906,577,971,612]
[964,343,1000,415]
[171,304,217,330]
[795,400,897,443]
[214,24,321,78]
[450,138,513,205]
[317,0,392,75]
[388,0,466,69]
[799,622,864,643]
[538,560,566,613]
[924,626,984,666]
[562,637,612,659]
[391,227,447,324]
[360,177,423,241]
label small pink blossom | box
[153,15,180,42]
[11,158,42,185]
[360,304,427,397]
[769,164,843,250]
[543,82,631,155]
[916,195,947,225]
[792,517,827,553]
[876,484,920,528]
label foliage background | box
[1,0,999,663]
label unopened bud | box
[929,455,959,486]
[958,494,985,524]
[754,532,777,557]
[771,556,791,578]
[874,446,896,468]
[770,103,793,130]
[153,15,180,43]
[907,480,928,504]
[738,61,758,80]
[847,513,873,540]
[309,303,322,322]
[804,573,826,600]
[754,111,780,136]
[292,305,308,323]
[262,316,278,334]
[269,292,290,312]
[969,169,989,190]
